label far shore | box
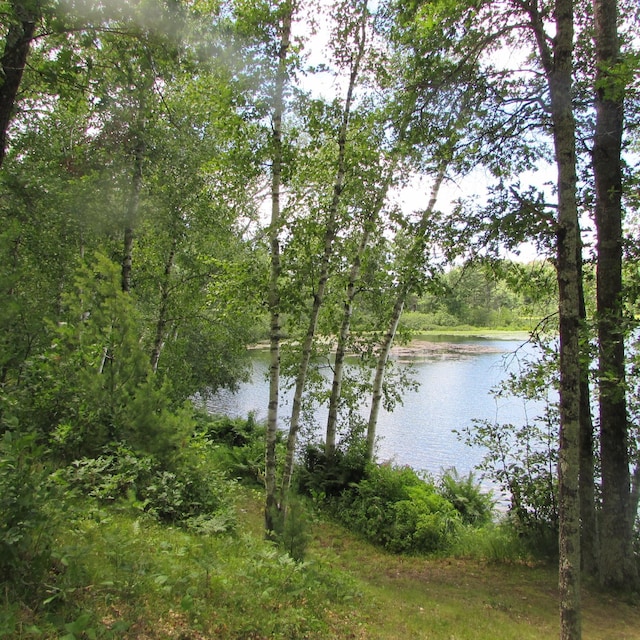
[391,331,531,358]
[249,330,533,358]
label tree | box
[592,0,637,589]
[264,0,295,535]
[0,0,262,441]
[0,1,40,168]
[508,1,583,635]
[279,0,369,508]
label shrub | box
[199,413,284,486]
[197,413,259,448]
[332,464,461,554]
[0,431,55,597]
[58,444,156,501]
[296,440,368,499]
[439,468,495,526]
[59,442,236,532]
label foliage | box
[331,463,463,554]
[0,431,55,599]
[439,468,496,526]
[297,438,369,499]
[0,497,359,639]
[268,495,313,562]
[197,412,261,448]
[404,261,557,332]
[449,521,535,563]
[57,441,237,533]
[457,337,560,556]
[16,254,192,462]
[197,412,282,485]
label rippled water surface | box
[205,337,545,481]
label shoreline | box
[249,331,531,358]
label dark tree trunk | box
[577,245,598,577]
[0,3,37,168]
[592,0,637,590]
[121,138,144,293]
[150,241,177,373]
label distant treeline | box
[402,260,559,331]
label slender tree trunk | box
[366,294,404,461]
[0,2,37,168]
[592,0,637,590]
[325,107,413,457]
[325,221,372,457]
[121,136,144,293]
[577,243,598,576]
[630,464,640,523]
[264,2,293,535]
[365,166,446,462]
[280,7,367,505]
[150,240,177,373]
[526,0,582,637]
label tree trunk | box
[592,0,637,590]
[630,463,640,525]
[366,294,404,461]
[325,107,414,458]
[577,243,598,577]
[280,6,367,505]
[264,2,293,535]
[150,240,177,373]
[0,2,37,168]
[121,136,144,293]
[365,166,446,462]
[325,222,372,457]
[527,0,582,637]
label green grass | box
[2,489,640,639]
[411,328,533,341]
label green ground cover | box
[4,487,638,640]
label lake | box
[204,335,547,487]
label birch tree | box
[279,0,369,508]
[264,0,295,535]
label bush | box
[296,440,368,499]
[331,464,461,554]
[198,413,284,486]
[58,444,156,501]
[59,442,236,532]
[439,468,495,526]
[197,413,259,448]
[0,431,55,596]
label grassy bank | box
[410,328,534,341]
[6,488,638,640]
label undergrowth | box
[0,500,360,639]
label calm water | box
[204,337,544,483]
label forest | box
[1,0,639,638]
